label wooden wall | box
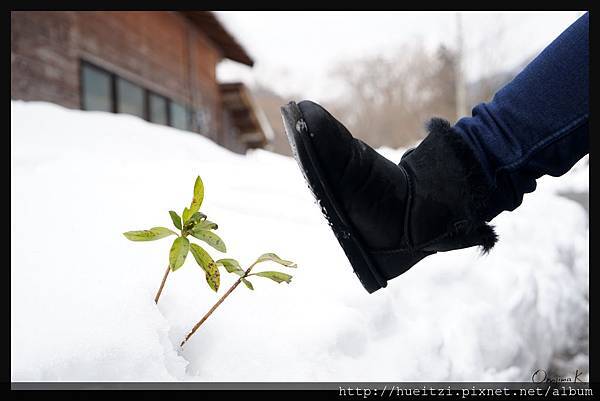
[11,11,225,144]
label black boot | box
[280,100,498,293]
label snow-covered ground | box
[11,101,589,382]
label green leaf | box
[189,243,213,271]
[254,253,297,268]
[241,278,254,290]
[123,227,177,241]
[169,237,189,271]
[191,211,207,222]
[195,219,218,231]
[216,258,244,276]
[169,211,182,230]
[182,207,191,224]
[190,229,226,252]
[205,269,220,292]
[251,271,293,284]
[183,212,207,230]
[190,243,220,291]
[189,176,204,215]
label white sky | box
[215,11,584,103]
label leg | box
[453,12,589,221]
[281,13,589,293]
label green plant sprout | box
[123,175,297,347]
[180,252,296,347]
[123,176,226,303]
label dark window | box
[80,60,197,132]
[149,93,168,125]
[116,78,144,118]
[81,64,112,112]
[170,102,189,131]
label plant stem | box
[154,265,171,304]
[180,261,258,347]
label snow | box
[11,101,588,382]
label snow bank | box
[11,101,588,381]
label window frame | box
[169,101,191,131]
[80,61,117,113]
[79,59,195,132]
[115,75,146,119]
[148,91,170,126]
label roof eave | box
[180,11,254,67]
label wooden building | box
[11,11,272,154]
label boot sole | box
[280,101,387,293]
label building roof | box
[180,11,254,67]
[220,82,274,149]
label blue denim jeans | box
[453,12,589,222]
